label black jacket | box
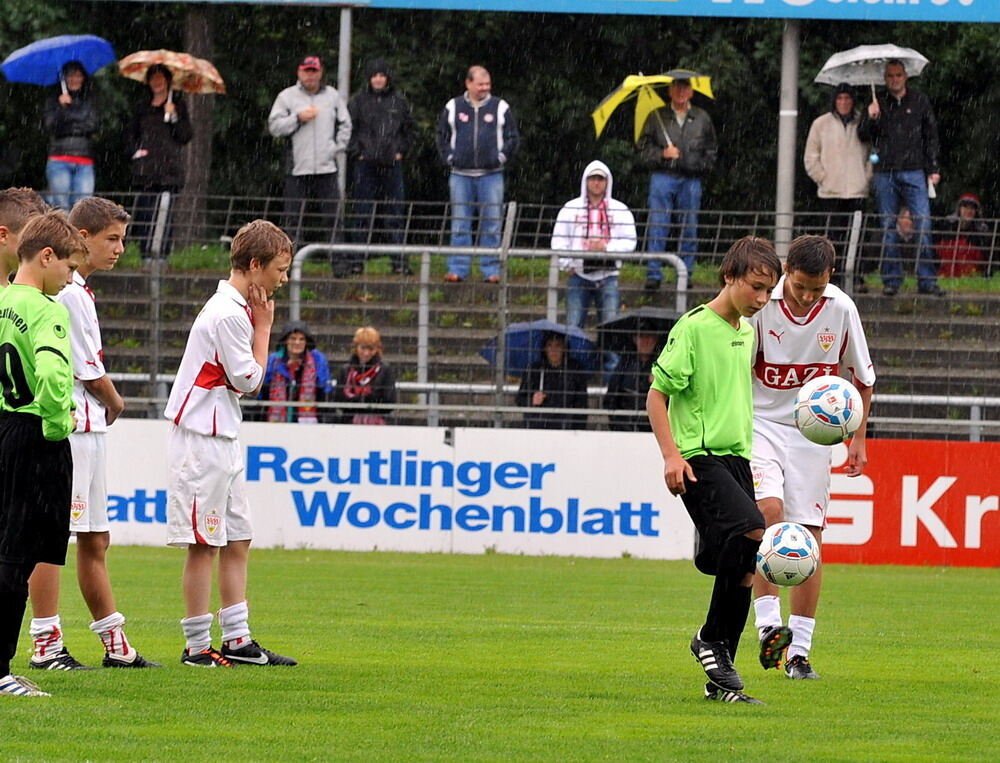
[332,355,397,423]
[347,61,415,167]
[638,105,717,178]
[603,353,655,432]
[858,88,939,175]
[126,95,193,189]
[516,358,589,430]
[43,87,98,158]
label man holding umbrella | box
[859,59,944,297]
[638,73,717,291]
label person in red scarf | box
[333,326,397,425]
[259,321,332,423]
[935,193,991,277]
[553,160,636,334]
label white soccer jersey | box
[164,280,263,438]
[750,277,876,426]
[57,271,108,433]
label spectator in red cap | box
[268,55,352,260]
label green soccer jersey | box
[650,304,755,460]
[0,284,75,441]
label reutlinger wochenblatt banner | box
[105,420,998,567]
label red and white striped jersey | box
[57,271,108,433]
[749,276,876,426]
[164,280,263,438]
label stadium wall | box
[104,421,998,567]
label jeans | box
[46,159,95,211]
[646,172,702,278]
[351,161,406,269]
[873,170,938,290]
[566,273,619,328]
[282,173,341,247]
[566,273,619,376]
[447,171,504,280]
[131,187,177,258]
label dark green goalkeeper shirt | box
[0,284,75,440]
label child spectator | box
[516,332,590,430]
[333,327,397,425]
[259,321,332,423]
[935,193,991,277]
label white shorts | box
[69,432,109,533]
[166,425,252,548]
[751,417,832,529]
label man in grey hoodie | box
[268,56,352,252]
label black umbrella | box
[597,308,680,355]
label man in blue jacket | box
[436,66,519,283]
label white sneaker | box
[0,674,51,696]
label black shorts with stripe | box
[680,454,764,576]
[0,412,72,566]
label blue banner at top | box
[137,0,998,24]
[363,0,993,23]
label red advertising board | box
[824,440,1000,568]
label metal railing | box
[111,372,1000,441]
[89,193,1000,438]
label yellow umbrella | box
[592,71,714,144]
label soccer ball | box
[756,522,820,587]
[794,375,861,446]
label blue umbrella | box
[1,35,115,86]
[479,320,599,379]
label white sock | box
[181,613,214,653]
[788,614,816,659]
[29,615,64,660]
[90,611,134,662]
[753,595,782,640]
[219,601,251,649]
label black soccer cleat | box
[29,648,95,671]
[704,681,766,704]
[222,640,297,666]
[181,647,233,668]
[758,625,793,670]
[690,631,743,691]
[785,654,821,680]
[103,652,162,668]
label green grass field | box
[2,547,997,761]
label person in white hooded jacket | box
[552,160,637,331]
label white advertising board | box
[105,420,694,560]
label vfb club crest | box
[817,329,836,353]
[206,513,221,535]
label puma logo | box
[768,330,785,343]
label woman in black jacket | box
[43,61,98,210]
[516,332,590,430]
[126,63,193,260]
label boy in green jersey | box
[0,211,87,697]
[646,236,781,704]
[0,188,49,286]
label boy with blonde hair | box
[164,219,297,667]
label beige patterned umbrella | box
[118,49,225,94]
